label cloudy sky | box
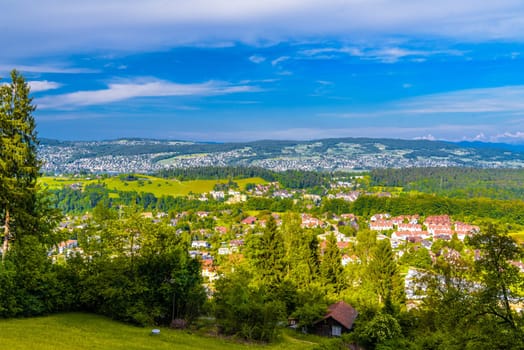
[3,0,524,142]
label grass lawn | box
[510,230,524,244]
[0,313,322,350]
[39,176,267,197]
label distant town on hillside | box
[38,137,524,174]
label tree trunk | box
[2,207,10,263]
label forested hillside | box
[371,167,524,200]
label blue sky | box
[3,1,524,143]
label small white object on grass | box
[151,329,161,335]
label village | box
[48,178,506,311]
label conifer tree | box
[256,216,286,288]
[320,232,345,293]
[369,239,403,308]
[0,70,39,262]
[281,213,319,286]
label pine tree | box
[252,216,286,289]
[0,70,40,262]
[281,213,319,286]
[369,239,403,308]
[320,232,345,293]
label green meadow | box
[0,313,321,350]
[510,230,524,244]
[39,175,267,197]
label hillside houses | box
[51,239,80,256]
[391,231,431,241]
[369,213,479,243]
[301,214,325,228]
[369,220,394,231]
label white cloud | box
[0,64,97,74]
[298,45,464,63]
[399,85,524,114]
[37,78,260,109]
[299,47,364,57]
[326,85,524,118]
[170,124,494,142]
[249,55,266,64]
[414,134,436,141]
[491,131,524,143]
[271,56,290,66]
[3,0,523,58]
[28,80,62,92]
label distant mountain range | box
[38,137,524,174]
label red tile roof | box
[319,301,358,330]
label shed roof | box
[317,301,358,330]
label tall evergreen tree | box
[369,239,403,309]
[252,216,286,289]
[320,232,345,293]
[0,70,39,262]
[281,213,319,286]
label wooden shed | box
[313,301,358,337]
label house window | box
[332,325,342,337]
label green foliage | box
[156,166,331,190]
[291,282,328,329]
[371,167,524,200]
[214,268,286,342]
[71,212,206,325]
[369,240,404,308]
[468,223,523,329]
[354,313,402,349]
[252,216,287,289]
[282,213,320,287]
[320,233,345,294]
[399,246,432,270]
[407,224,524,349]
[351,193,524,224]
[0,70,41,260]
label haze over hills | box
[38,137,524,174]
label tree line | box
[156,166,331,189]
[371,167,524,200]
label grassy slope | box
[0,313,321,350]
[510,231,524,244]
[40,176,267,197]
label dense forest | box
[156,166,333,189]
[371,167,524,200]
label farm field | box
[0,313,322,350]
[39,175,267,197]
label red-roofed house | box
[313,301,358,337]
[370,213,390,222]
[427,224,453,236]
[454,222,480,240]
[301,214,324,228]
[369,220,394,231]
[397,223,422,232]
[241,216,257,225]
[425,215,451,225]
[215,226,228,234]
[391,231,430,241]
